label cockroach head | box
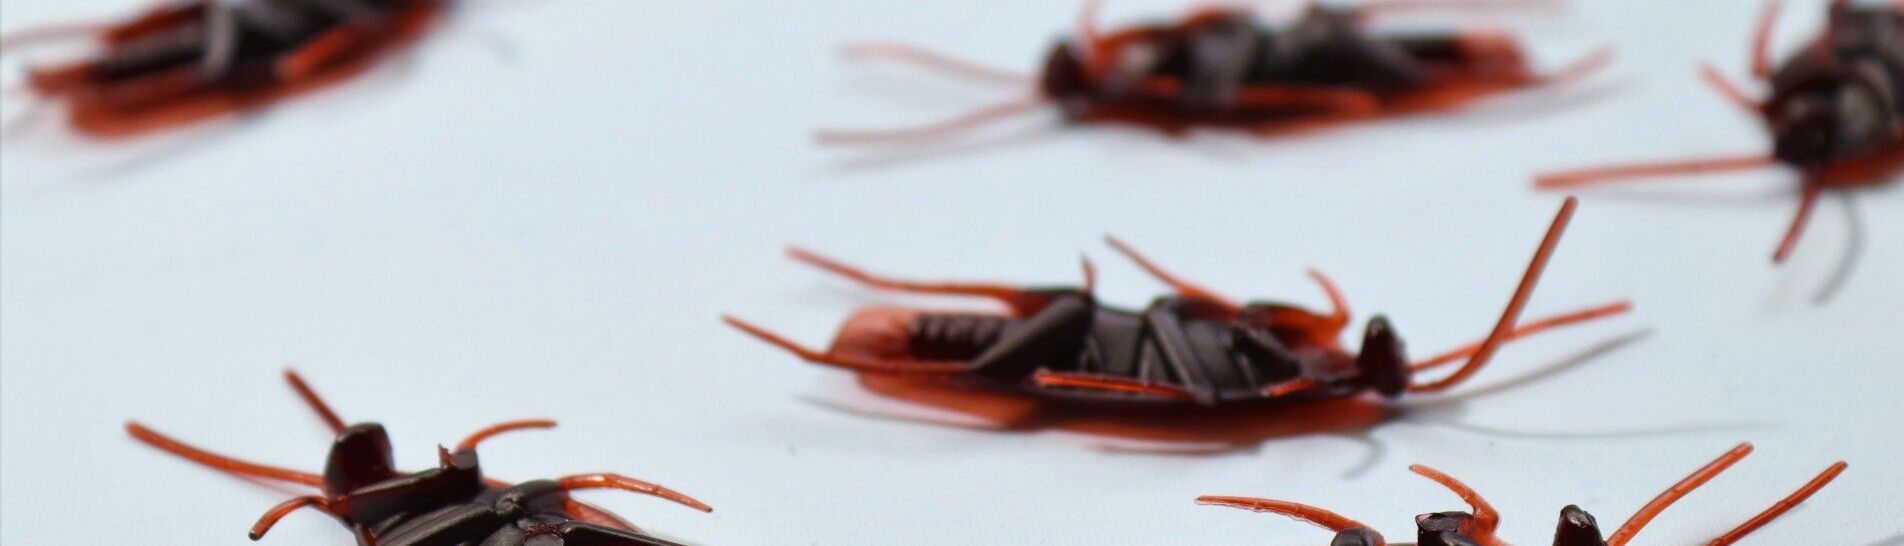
[1356,315,1410,398]
[1551,505,1607,546]
[1770,71,1896,168]
[1039,41,1093,104]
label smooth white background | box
[2,0,1900,544]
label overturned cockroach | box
[127,370,711,545]
[1199,442,1846,546]
[724,197,1629,409]
[2,0,442,137]
[820,0,1612,144]
[1539,0,1903,263]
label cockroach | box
[126,370,712,546]
[1,0,442,137]
[818,0,1613,144]
[723,197,1629,409]
[1198,442,1847,546]
[1538,0,1904,263]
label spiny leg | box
[1407,197,1576,393]
[1703,461,1847,546]
[841,42,1029,86]
[558,473,714,513]
[1410,300,1633,372]
[284,369,347,435]
[456,419,557,452]
[1751,0,1782,79]
[1771,183,1822,264]
[1196,495,1379,536]
[785,246,1052,315]
[722,315,972,376]
[1030,371,1193,400]
[125,422,325,487]
[1102,235,1242,313]
[1410,465,1502,543]
[249,496,333,540]
[815,95,1049,146]
[1605,443,1755,546]
[1535,155,1774,189]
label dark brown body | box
[14,0,442,137]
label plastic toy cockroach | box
[1,0,442,137]
[1538,0,1904,263]
[1198,442,1847,546]
[724,197,1629,408]
[126,370,712,546]
[819,0,1612,144]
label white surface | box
[1,1,1900,544]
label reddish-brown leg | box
[722,315,972,375]
[1408,197,1576,394]
[125,422,326,488]
[284,369,347,435]
[1196,495,1378,536]
[1771,183,1822,264]
[1306,269,1351,333]
[1703,461,1848,546]
[1605,443,1756,546]
[1410,300,1633,372]
[456,419,558,452]
[1102,235,1243,314]
[1751,0,1782,79]
[1535,46,1619,87]
[815,95,1049,146]
[1410,465,1503,545]
[784,247,1055,315]
[1030,371,1193,400]
[841,42,1028,85]
[557,474,714,513]
[1699,63,1761,114]
[1534,155,1774,189]
[250,496,333,540]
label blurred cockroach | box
[1539,0,1904,263]
[724,197,1629,409]
[127,370,712,545]
[1199,442,1847,546]
[820,0,1612,144]
[1,0,443,137]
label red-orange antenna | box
[1031,371,1194,400]
[785,246,1046,314]
[1751,0,1783,79]
[1699,63,1763,114]
[1409,465,1501,541]
[125,422,326,488]
[455,419,558,453]
[1410,300,1632,372]
[1605,443,1756,546]
[841,42,1031,86]
[1196,496,1378,535]
[1535,46,1618,87]
[1407,197,1576,394]
[557,473,714,513]
[815,95,1050,146]
[0,21,105,53]
[1534,155,1775,189]
[1772,183,1822,263]
[249,496,333,540]
[283,369,346,435]
[1703,461,1848,546]
[722,315,971,375]
[1102,235,1243,314]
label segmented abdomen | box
[908,313,1008,361]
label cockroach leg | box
[1772,183,1823,263]
[125,422,326,488]
[1195,495,1378,535]
[1410,465,1502,541]
[283,369,348,435]
[1752,0,1783,79]
[1407,197,1575,394]
[785,246,1054,315]
[249,496,333,540]
[1535,46,1618,87]
[1699,63,1761,114]
[455,419,558,452]
[1534,155,1775,189]
[1030,371,1194,400]
[721,315,972,375]
[1605,443,1756,546]
[1409,300,1633,372]
[1704,461,1848,546]
[556,473,714,513]
[1305,269,1351,331]
[1102,235,1243,314]
[841,41,1029,86]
